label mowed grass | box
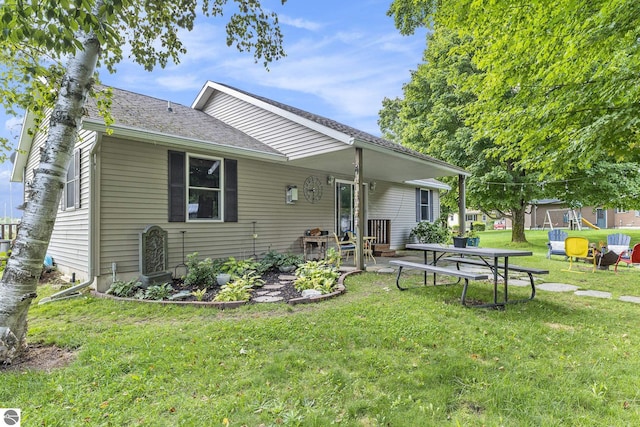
[2,229,640,426]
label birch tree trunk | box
[0,28,101,364]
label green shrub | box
[472,222,486,232]
[259,250,282,271]
[106,280,142,298]
[294,260,339,294]
[325,247,341,268]
[410,221,451,243]
[184,253,219,288]
[144,283,174,300]
[277,252,304,267]
[220,257,261,277]
[214,281,252,302]
[191,288,207,301]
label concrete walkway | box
[354,251,640,305]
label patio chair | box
[563,237,596,273]
[615,242,640,272]
[547,229,568,259]
[333,232,355,261]
[604,233,631,264]
[346,230,376,264]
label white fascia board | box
[192,81,353,145]
[10,111,36,182]
[405,179,452,191]
[82,119,287,162]
[354,138,470,177]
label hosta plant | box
[294,261,339,294]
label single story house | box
[12,81,468,291]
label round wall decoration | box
[303,176,323,203]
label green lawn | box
[2,229,640,426]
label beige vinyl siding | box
[202,92,346,159]
[23,126,94,280]
[97,138,337,288]
[368,182,441,249]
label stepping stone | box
[574,290,611,299]
[508,279,530,287]
[537,283,579,292]
[278,275,297,281]
[376,268,395,274]
[253,295,284,303]
[263,284,285,290]
[619,296,640,304]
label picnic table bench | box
[389,260,490,307]
[441,256,549,302]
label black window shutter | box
[168,150,186,222]
[415,188,421,222]
[224,159,238,222]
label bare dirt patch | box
[1,343,77,373]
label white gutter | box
[82,119,288,162]
[353,138,469,177]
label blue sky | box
[0,0,427,220]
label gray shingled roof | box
[215,82,466,173]
[84,86,282,156]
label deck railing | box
[0,223,19,240]
[367,219,391,245]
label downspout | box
[39,133,101,304]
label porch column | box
[354,147,365,270]
[458,174,466,236]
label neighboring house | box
[528,199,640,230]
[11,82,467,291]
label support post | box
[458,174,466,236]
[354,148,365,270]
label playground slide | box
[581,218,600,230]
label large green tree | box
[380,28,545,242]
[384,0,640,240]
[388,0,640,172]
[0,0,285,364]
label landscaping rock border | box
[90,270,355,309]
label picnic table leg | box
[460,278,469,306]
[492,257,499,305]
[503,257,510,304]
[395,266,407,291]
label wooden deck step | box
[376,250,396,257]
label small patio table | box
[302,235,329,260]
[406,243,534,308]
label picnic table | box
[392,243,548,308]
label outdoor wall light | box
[286,185,298,204]
[369,181,377,191]
[327,175,335,185]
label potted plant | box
[410,221,451,244]
[452,235,467,248]
[466,229,479,247]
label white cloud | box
[4,116,23,134]
[279,14,323,31]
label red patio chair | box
[615,243,640,272]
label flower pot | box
[467,237,480,247]
[216,273,232,286]
[453,236,467,248]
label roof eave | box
[10,111,36,182]
[192,81,354,145]
[353,138,469,177]
[82,119,287,162]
